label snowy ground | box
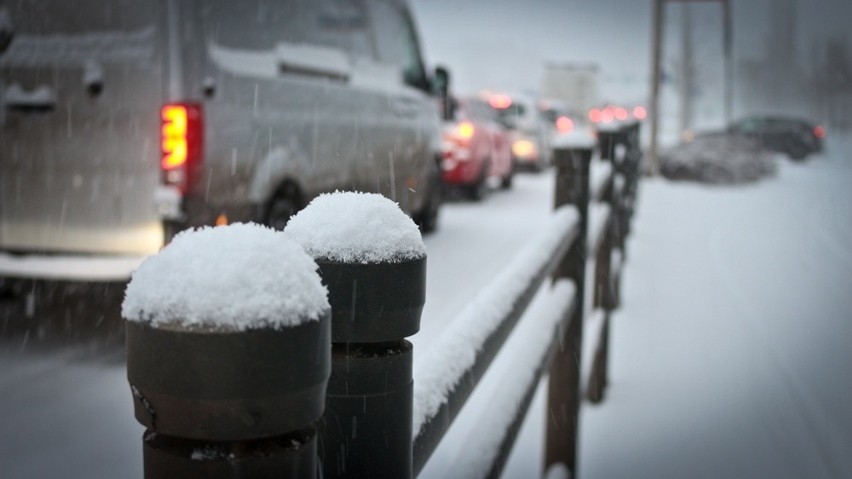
[2,134,851,478]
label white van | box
[0,0,443,283]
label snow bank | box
[122,223,329,330]
[447,280,576,478]
[660,132,777,184]
[413,206,578,436]
[284,191,425,264]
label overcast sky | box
[411,0,852,104]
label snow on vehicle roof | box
[284,191,426,264]
[122,223,329,331]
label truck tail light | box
[813,125,825,139]
[161,103,203,193]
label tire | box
[415,160,442,233]
[500,165,514,190]
[467,161,489,202]
[265,188,300,231]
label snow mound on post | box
[284,191,426,264]
[122,223,329,330]
[552,127,597,150]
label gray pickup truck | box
[0,0,443,283]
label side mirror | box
[433,66,449,97]
[433,65,454,121]
[0,7,13,54]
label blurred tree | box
[811,36,852,128]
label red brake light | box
[556,116,574,133]
[633,106,647,120]
[814,125,825,139]
[161,103,203,193]
[589,108,602,123]
[489,94,513,109]
[614,107,629,121]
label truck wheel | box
[416,163,443,233]
[265,193,300,231]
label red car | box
[441,96,514,200]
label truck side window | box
[204,0,372,61]
[204,0,308,49]
[369,0,429,91]
[311,0,374,60]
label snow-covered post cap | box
[285,191,426,342]
[123,223,331,444]
[284,191,425,264]
[552,127,598,151]
[123,223,329,330]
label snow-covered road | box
[2,133,851,478]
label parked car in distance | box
[0,0,444,286]
[440,96,513,200]
[727,116,825,160]
[486,92,552,171]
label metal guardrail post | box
[280,194,428,479]
[546,144,592,477]
[316,257,425,478]
[127,322,330,478]
[124,229,332,479]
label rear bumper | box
[441,157,483,185]
[0,252,146,282]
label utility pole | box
[679,3,694,138]
[648,0,665,176]
[648,0,732,176]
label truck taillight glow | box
[162,105,188,170]
[160,103,203,193]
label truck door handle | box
[3,84,57,112]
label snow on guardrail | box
[448,280,576,478]
[590,159,613,201]
[412,205,578,436]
